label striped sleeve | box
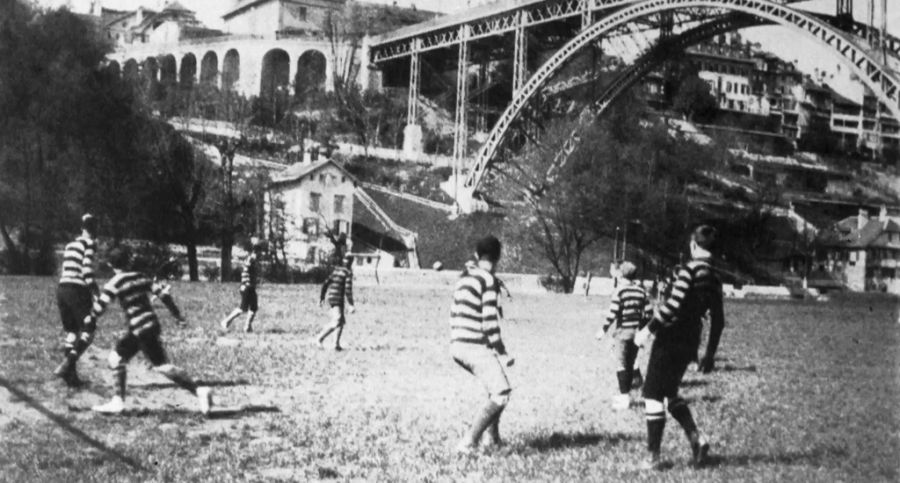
[641,294,653,329]
[81,237,96,287]
[603,288,621,330]
[648,267,692,333]
[89,278,118,323]
[480,273,505,353]
[344,270,354,306]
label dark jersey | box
[647,258,724,350]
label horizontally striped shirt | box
[647,258,723,348]
[241,254,259,288]
[449,264,504,351]
[59,235,96,287]
[603,281,652,331]
[90,271,165,335]
[321,266,353,307]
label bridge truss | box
[369,0,900,212]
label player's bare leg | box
[456,397,506,454]
[332,325,344,351]
[156,363,213,415]
[243,311,256,333]
[220,308,242,330]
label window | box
[319,174,325,183]
[333,219,349,234]
[310,192,321,212]
[306,246,317,263]
[334,195,345,214]
[302,217,319,236]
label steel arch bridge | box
[459,0,900,211]
[371,0,899,212]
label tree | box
[138,123,214,281]
[672,70,718,123]
[0,2,139,273]
[492,91,720,291]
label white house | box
[267,159,356,266]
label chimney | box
[879,205,888,222]
[858,208,869,231]
[136,6,143,25]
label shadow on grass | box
[208,405,280,419]
[0,375,146,472]
[679,379,709,388]
[702,446,849,469]
[134,379,251,390]
[81,405,280,420]
[719,364,758,373]
[525,431,640,451]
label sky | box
[37,0,900,98]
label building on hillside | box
[102,2,222,47]
[831,87,900,159]
[222,0,345,39]
[816,207,900,294]
[267,159,356,266]
[644,32,805,139]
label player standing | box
[220,240,262,333]
[315,255,355,351]
[634,225,725,469]
[89,246,211,414]
[596,261,652,409]
[450,235,514,453]
[53,214,98,387]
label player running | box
[53,214,99,387]
[89,246,212,415]
[220,239,262,333]
[315,255,355,351]
[634,225,725,469]
[451,235,514,454]
[596,261,652,409]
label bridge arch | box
[159,54,177,84]
[222,49,240,91]
[180,53,197,87]
[260,48,291,98]
[200,51,218,86]
[463,0,900,198]
[105,60,121,78]
[123,58,139,82]
[294,49,327,99]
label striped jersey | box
[603,281,652,331]
[647,258,724,349]
[449,264,505,352]
[90,271,166,335]
[241,254,259,288]
[59,235,96,287]
[320,266,353,306]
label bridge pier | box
[404,38,424,154]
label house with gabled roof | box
[817,206,900,293]
[267,158,357,266]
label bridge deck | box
[370,0,546,46]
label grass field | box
[1,276,898,482]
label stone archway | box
[222,49,240,91]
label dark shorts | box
[57,284,92,333]
[240,286,258,312]
[642,341,694,401]
[115,325,168,367]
